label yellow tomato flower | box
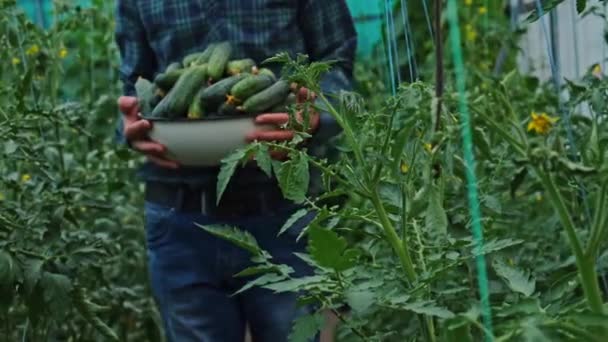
[26,44,40,56]
[21,174,31,183]
[424,143,433,153]
[592,64,602,79]
[478,6,487,15]
[12,57,21,65]
[465,0,473,6]
[59,48,68,59]
[400,161,410,174]
[0,192,4,201]
[527,112,559,135]
[465,25,477,42]
[535,192,543,202]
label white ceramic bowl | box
[146,115,272,167]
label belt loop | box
[201,189,208,215]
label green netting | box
[16,0,93,28]
[346,0,384,58]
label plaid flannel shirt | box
[115,0,357,185]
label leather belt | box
[144,181,289,218]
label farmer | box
[114,1,356,341]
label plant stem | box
[412,221,428,274]
[372,109,399,184]
[370,190,416,282]
[586,181,608,258]
[318,93,367,177]
[534,167,605,314]
[411,221,437,342]
[434,0,444,134]
[469,105,527,156]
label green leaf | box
[425,186,448,237]
[289,312,325,342]
[566,313,608,328]
[197,224,262,256]
[402,300,455,319]
[307,226,357,272]
[41,272,72,316]
[496,297,543,317]
[473,127,493,159]
[234,273,286,295]
[475,238,524,256]
[345,288,376,316]
[522,322,551,342]
[255,144,273,177]
[444,317,473,342]
[391,126,414,176]
[234,265,276,278]
[483,195,502,214]
[500,69,518,89]
[576,0,587,13]
[278,208,309,236]
[492,258,536,297]
[0,251,15,285]
[114,148,131,161]
[216,147,250,204]
[275,153,310,204]
[4,140,18,154]
[24,259,44,295]
[264,275,325,293]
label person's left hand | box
[246,87,319,159]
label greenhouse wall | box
[514,0,606,80]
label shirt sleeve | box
[298,0,358,146]
[114,1,158,144]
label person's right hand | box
[119,96,179,169]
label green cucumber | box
[218,102,240,116]
[182,52,204,67]
[269,93,297,113]
[238,80,290,114]
[257,68,276,79]
[151,65,208,119]
[231,74,275,101]
[188,89,205,119]
[182,44,216,67]
[207,41,232,81]
[199,73,248,107]
[165,62,182,73]
[226,58,256,75]
[135,77,156,116]
[154,68,187,92]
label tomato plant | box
[1,0,607,341]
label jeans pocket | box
[144,201,174,248]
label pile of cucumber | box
[135,41,295,120]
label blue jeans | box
[144,201,317,342]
